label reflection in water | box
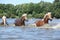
[0,18,60,40]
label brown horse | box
[35,12,52,27]
[14,14,27,26]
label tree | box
[54,0,60,2]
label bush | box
[33,13,45,18]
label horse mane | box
[43,15,49,23]
[20,16,25,21]
[14,16,26,26]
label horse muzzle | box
[25,20,28,22]
[49,19,52,21]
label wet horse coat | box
[14,16,26,26]
[35,12,52,27]
[14,14,27,26]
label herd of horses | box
[0,12,52,27]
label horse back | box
[14,19,22,26]
[35,20,44,26]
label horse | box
[14,14,27,26]
[0,16,8,25]
[35,12,52,27]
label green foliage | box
[54,9,60,18]
[54,0,60,3]
[33,13,45,18]
[27,14,32,18]
[0,0,60,18]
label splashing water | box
[0,18,60,40]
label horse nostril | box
[50,19,52,21]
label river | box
[0,18,60,40]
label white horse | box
[1,16,8,25]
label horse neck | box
[20,17,25,25]
[44,18,49,24]
[21,17,25,22]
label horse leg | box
[6,22,9,25]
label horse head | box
[14,14,28,26]
[33,12,52,27]
[21,14,28,21]
[44,12,52,23]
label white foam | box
[52,23,60,29]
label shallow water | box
[0,18,60,40]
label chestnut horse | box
[14,14,27,26]
[35,12,52,27]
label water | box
[0,18,60,40]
